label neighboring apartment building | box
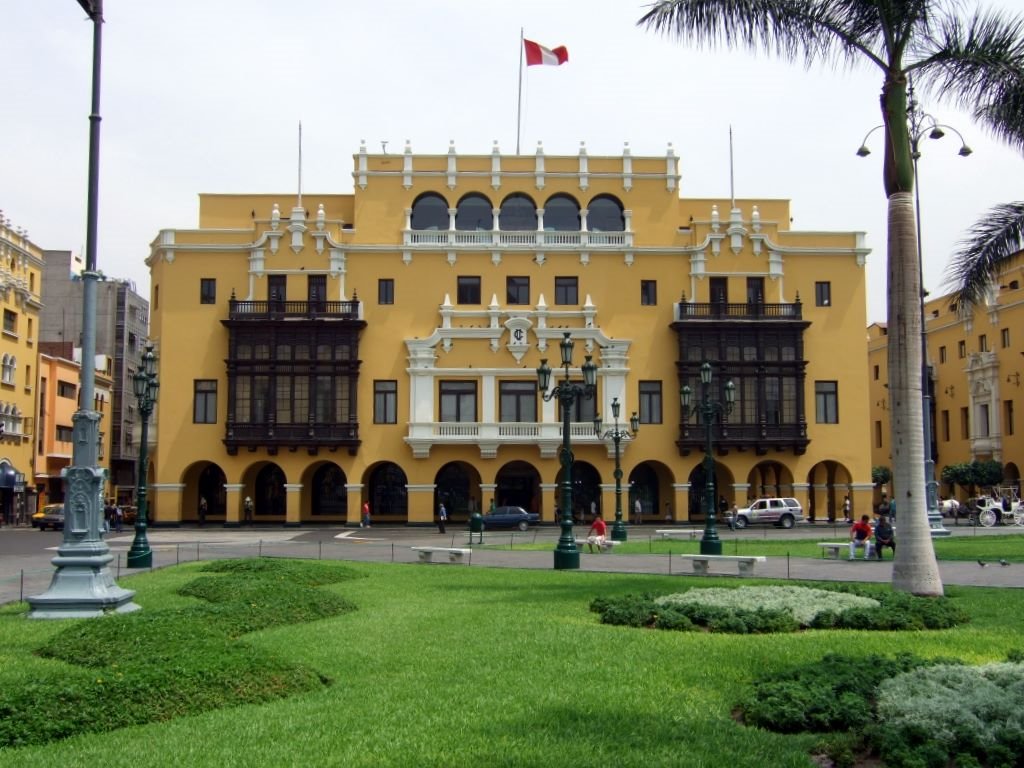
[33,343,113,506]
[0,212,43,522]
[39,250,150,504]
[146,142,873,527]
[869,251,1024,499]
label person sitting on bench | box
[849,515,874,560]
[586,513,608,553]
[874,515,895,560]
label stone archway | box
[435,461,483,521]
[555,460,600,523]
[806,461,853,522]
[366,463,408,522]
[494,460,542,515]
[308,463,347,519]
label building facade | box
[39,250,150,503]
[147,142,873,527]
[0,212,43,522]
[33,343,114,506]
[869,252,1024,499]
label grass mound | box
[0,558,360,749]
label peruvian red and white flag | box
[523,38,569,66]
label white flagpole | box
[298,120,303,207]
[516,28,524,154]
[729,125,735,208]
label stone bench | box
[675,554,766,576]
[655,528,700,540]
[819,541,873,559]
[410,546,472,564]
[574,538,622,552]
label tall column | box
[540,483,558,522]
[346,484,364,527]
[407,484,436,526]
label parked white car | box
[731,497,804,529]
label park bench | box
[574,538,622,552]
[817,542,847,559]
[819,541,874,559]
[410,546,471,564]
[655,528,700,540]
[675,554,766,576]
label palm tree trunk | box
[887,191,943,596]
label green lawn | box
[1,560,1021,767]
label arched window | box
[587,195,625,232]
[0,355,11,385]
[455,193,492,231]
[499,194,537,231]
[544,194,580,231]
[410,193,449,231]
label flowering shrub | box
[656,586,879,626]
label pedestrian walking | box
[244,496,254,525]
[198,496,208,527]
[362,500,371,528]
[114,504,123,533]
[437,502,447,534]
[633,498,642,525]
[842,494,852,523]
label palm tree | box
[639,0,1024,596]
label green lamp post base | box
[126,548,152,569]
[610,521,628,541]
[553,547,580,570]
[699,538,722,556]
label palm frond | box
[913,7,1024,152]
[944,202,1024,314]
[636,0,887,70]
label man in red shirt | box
[848,514,874,560]
[586,514,608,553]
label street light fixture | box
[857,78,965,536]
[681,362,735,555]
[593,397,639,542]
[126,344,159,568]
[537,332,597,570]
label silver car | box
[731,498,804,529]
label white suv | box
[731,498,804,529]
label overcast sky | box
[4,0,1023,324]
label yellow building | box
[147,142,873,527]
[869,251,1024,499]
[0,213,43,522]
[33,343,114,508]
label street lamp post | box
[537,332,597,570]
[28,0,138,618]
[593,397,639,542]
[857,80,967,536]
[681,362,735,556]
[126,344,159,568]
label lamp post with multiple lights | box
[681,362,735,556]
[537,332,597,570]
[857,79,968,535]
[126,345,159,568]
[593,397,639,542]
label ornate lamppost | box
[681,362,735,555]
[126,344,159,568]
[593,397,639,542]
[537,332,597,570]
[857,78,966,536]
[28,0,138,617]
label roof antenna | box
[381,140,389,154]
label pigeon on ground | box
[999,559,1010,567]
[978,560,988,567]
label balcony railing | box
[227,300,361,320]
[403,229,632,249]
[224,421,361,455]
[677,421,809,456]
[675,302,803,321]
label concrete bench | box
[655,528,700,540]
[574,538,622,552]
[410,546,471,564]
[675,554,766,576]
[819,541,873,559]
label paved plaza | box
[1,521,1021,606]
